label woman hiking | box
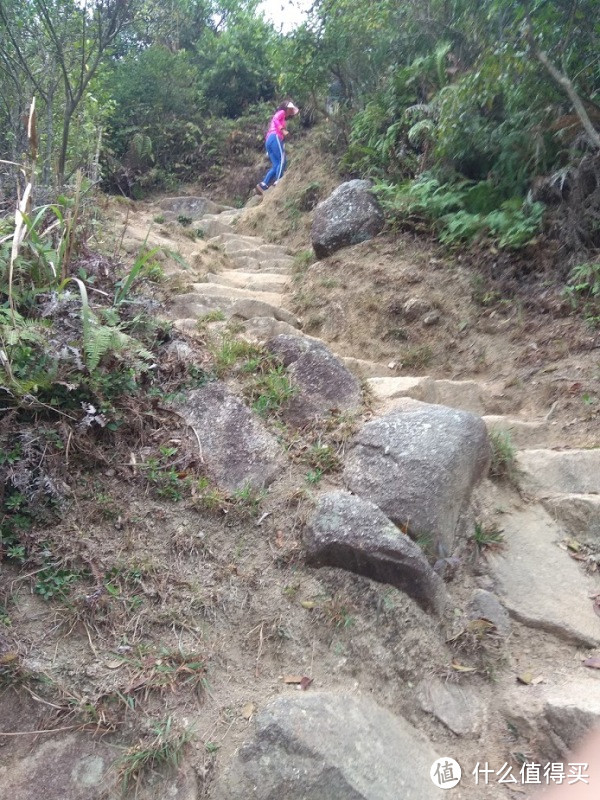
[256,100,299,195]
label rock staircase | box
[157,198,600,656]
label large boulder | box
[343,404,491,555]
[179,382,284,492]
[214,692,443,800]
[305,491,448,614]
[311,180,384,258]
[266,334,363,426]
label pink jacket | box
[266,110,286,141]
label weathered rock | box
[168,292,230,319]
[240,316,310,343]
[502,676,600,761]
[245,194,262,208]
[467,589,511,636]
[516,449,600,495]
[544,678,600,753]
[159,195,221,219]
[343,405,491,555]
[542,493,600,545]
[230,298,300,328]
[0,733,118,800]
[402,297,432,322]
[417,677,483,736]
[305,491,448,614]
[423,311,441,326]
[266,334,363,426]
[311,180,384,259]
[179,382,283,491]
[487,507,600,646]
[215,692,443,800]
[195,215,234,238]
[368,376,433,403]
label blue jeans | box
[261,133,286,188]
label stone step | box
[240,316,314,343]
[482,415,549,448]
[190,282,284,307]
[224,244,289,260]
[367,376,488,414]
[341,357,396,379]
[208,232,261,247]
[229,255,294,272]
[541,493,600,546]
[516,448,600,496]
[487,506,600,647]
[204,271,288,293]
[196,216,234,238]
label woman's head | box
[278,100,299,118]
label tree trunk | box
[57,100,73,186]
[43,92,54,185]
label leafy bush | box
[375,175,544,249]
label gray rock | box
[403,297,432,322]
[423,311,441,326]
[467,589,511,636]
[311,180,384,258]
[159,195,221,219]
[266,334,363,426]
[487,507,600,646]
[196,216,234,238]
[502,677,600,761]
[343,405,491,555]
[544,678,600,753]
[542,493,600,545]
[305,491,448,614]
[516,449,600,495]
[215,692,443,800]
[179,382,283,492]
[230,298,300,328]
[417,677,483,736]
[0,733,118,800]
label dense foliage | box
[1,0,599,250]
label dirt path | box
[2,192,599,800]
[132,194,600,795]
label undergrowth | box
[375,175,544,250]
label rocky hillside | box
[1,171,599,800]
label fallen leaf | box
[466,618,496,635]
[241,702,256,719]
[301,600,317,610]
[299,676,313,691]
[517,672,534,685]
[583,657,600,670]
[105,659,123,670]
[566,538,582,552]
[283,675,304,684]
[450,660,477,673]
